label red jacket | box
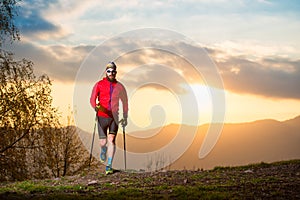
[90,77,128,118]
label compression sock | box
[101,146,107,153]
[107,157,113,167]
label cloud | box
[17,11,57,34]
[12,36,298,100]
[10,41,94,82]
[119,63,191,95]
[118,40,300,100]
[77,36,300,100]
[214,52,300,99]
[13,0,300,50]
[10,0,300,101]
[68,33,224,98]
[15,0,70,40]
[16,0,55,31]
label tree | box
[0,0,20,46]
[0,53,93,180]
[0,51,58,180]
[0,0,93,180]
[43,113,91,178]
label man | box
[90,62,128,175]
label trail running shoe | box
[105,166,113,175]
[100,147,107,163]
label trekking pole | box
[89,115,97,168]
[119,119,127,170]
[123,122,127,171]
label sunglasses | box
[106,69,117,74]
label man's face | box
[106,68,117,81]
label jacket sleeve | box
[90,82,99,109]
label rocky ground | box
[0,160,299,199]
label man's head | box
[106,62,117,81]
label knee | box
[108,134,116,145]
[100,139,107,146]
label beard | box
[106,74,116,82]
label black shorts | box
[97,116,119,139]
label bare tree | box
[0,0,92,181]
[0,0,20,46]
[43,114,91,178]
[0,51,58,180]
[0,53,91,180]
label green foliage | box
[0,51,58,180]
[0,51,91,181]
[0,0,91,182]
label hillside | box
[172,115,300,170]
[0,160,299,199]
[78,115,300,171]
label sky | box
[8,0,300,134]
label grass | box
[0,180,85,194]
[0,159,299,199]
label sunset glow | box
[10,0,299,131]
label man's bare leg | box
[99,138,107,163]
[107,134,116,167]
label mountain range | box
[77,115,300,170]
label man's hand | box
[121,118,128,127]
[95,105,101,112]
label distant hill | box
[77,115,300,170]
[171,115,300,170]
